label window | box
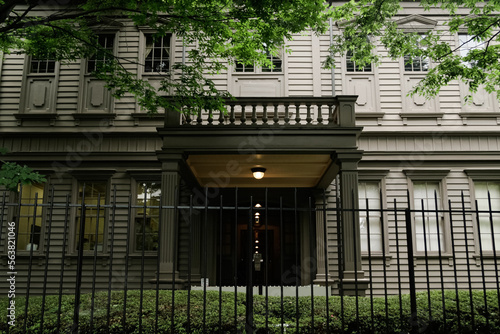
[30,58,56,74]
[234,49,282,73]
[135,182,161,251]
[144,34,171,73]
[474,182,500,252]
[346,51,372,72]
[16,183,44,251]
[359,182,382,253]
[76,181,107,251]
[413,182,444,252]
[234,61,254,72]
[404,35,429,72]
[87,34,115,73]
[459,34,483,68]
[262,51,282,72]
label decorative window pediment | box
[395,15,438,32]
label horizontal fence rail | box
[0,187,499,333]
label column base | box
[338,270,370,296]
[149,271,187,290]
[313,274,335,286]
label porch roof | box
[157,96,363,189]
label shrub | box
[0,289,498,333]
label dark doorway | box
[217,189,308,287]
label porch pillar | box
[150,153,186,288]
[337,152,369,296]
[313,193,334,286]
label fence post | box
[404,207,418,334]
[246,197,254,333]
[73,189,87,333]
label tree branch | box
[0,4,244,34]
[437,17,500,60]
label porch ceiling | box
[187,154,333,188]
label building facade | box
[0,3,499,297]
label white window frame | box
[141,32,172,76]
[358,170,390,260]
[466,170,500,256]
[9,183,47,253]
[71,177,110,254]
[86,33,117,74]
[233,48,284,74]
[405,170,451,257]
[133,179,161,253]
[403,34,430,73]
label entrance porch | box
[154,96,369,295]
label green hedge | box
[0,289,498,333]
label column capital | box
[334,151,364,164]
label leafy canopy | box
[0,0,330,114]
[0,0,499,188]
[326,0,500,101]
[1,0,499,108]
[0,0,329,189]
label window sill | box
[72,113,116,126]
[459,112,500,125]
[232,72,284,76]
[413,253,454,267]
[459,112,500,118]
[473,253,500,265]
[399,112,444,118]
[14,113,58,126]
[362,253,392,266]
[131,112,165,126]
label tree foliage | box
[0,149,46,191]
[327,0,500,101]
[0,0,499,187]
[0,0,330,114]
[1,0,499,107]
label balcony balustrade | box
[163,96,358,128]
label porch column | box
[337,152,369,296]
[150,153,186,288]
[313,193,334,286]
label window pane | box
[144,34,170,73]
[413,181,444,252]
[359,181,382,252]
[87,34,115,73]
[76,182,107,251]
[262,53,282,73]
[346,50,372,72]
[404,35,429,72]
[475,181,500,252]
[135,182,161,251]
[30,58,56,74]
[17,183,44,250]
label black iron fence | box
[0,187,499,333]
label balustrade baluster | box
[208,109,213,125]
[196,109,202,125]
[273,104,279,125]
[306,103,312,124]
[240,104,246,124]
[317,103,323,124]
[262,105,268,124]
[328,103,335,124]
[230,104,235,125]
[295,103,301,124]
[251,104,257,125]
[284,104,290,125]
[218,108,224,125]
[185,112,192,125]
